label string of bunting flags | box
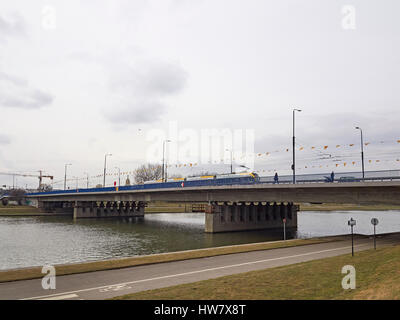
[57,158,400,185]
[55,138,400,185]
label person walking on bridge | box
[274,172,279,184]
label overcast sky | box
[0,0,399,188]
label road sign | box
[348,218,356,226]
[348,218,356,256]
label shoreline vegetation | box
[112,244,400,300]
[299,203,400,212]
[1,202,400,217]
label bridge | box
[27,180,400,233]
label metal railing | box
[27,173,400,197]
[258,176,400,185]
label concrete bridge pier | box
[38,200,74,214]
[205,202,298,233]
[72,201,147,219]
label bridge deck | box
[28,181,400,205]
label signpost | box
[371,218,379,250]
[348,218,356,256]
[283,218,287,241]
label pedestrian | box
[274,172,279,184]
[330,171,335,183]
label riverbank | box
[146,202,400,213]
[0,203,193,215]
[1,202,399,216]
[0,237,336,283]
[145,202,189,213]
[0,205,71,217]
[0,205,41,216]
[300,203,400,211]
[113,242,400,300]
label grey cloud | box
[105,59,187,125]
[0,13,26,40]
[107,100,166,125]
[0,72,53,109]
[0,134,10,145]
[68,51,187,125]
[138,63,187,96]
[109,60,187,98]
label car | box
[338,176,361,182]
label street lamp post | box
[162,140,171,182]
[226,149,233,174]
[84,172,89,189]
[292,108,302,184]
[103,153,112,187]
[355,127,365,180]
[64,163,72,190]
[115,167,121,187]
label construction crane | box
[0,170,54,190]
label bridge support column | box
[73,201,146,219]
[38,201,74,214]
[205,202,298,233]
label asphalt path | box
[1,235,399,300]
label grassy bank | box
[0,238,334,283]
[2,202,398,216]
[145,201,201,214]
[0,205,41,216]
[145,206,187,214]
[147,202,400,213]
[300,203,400,212]
[113,244,400,300]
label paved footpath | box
[1,235,399,300]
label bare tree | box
[134,164,163,184]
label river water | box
[0,210,399,270]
